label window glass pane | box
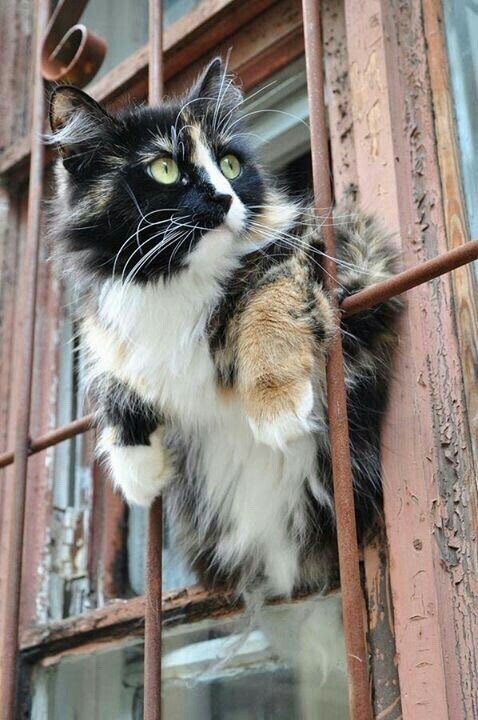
[48,283,95,622]
[82,0,201,84]
[128,505,196,594]
[246,57,310,170]
[443,1,478,240]
[31,595,348,719]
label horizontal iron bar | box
[0,238,476,471]
[341,238,478,317]
[0,415,93,469]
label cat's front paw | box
[99,428,174,507]
[247,381,316,450]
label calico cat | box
[48,58,401,599]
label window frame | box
[0,0,477,718]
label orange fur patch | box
[237,275,318,425]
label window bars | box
[144,2,164,718]
[0,2,50,719]
[0,0,477,718]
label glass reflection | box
[32,595,349,719]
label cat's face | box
[49,59,287,283]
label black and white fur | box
[47,59,401,599]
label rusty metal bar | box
[342,238,478,317]
[0,414,93,469]
[41,0,106,87]
[144,2,164,719]
[145,501,163,720]
[301,1,373,718]
[0,1,49,717]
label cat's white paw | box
[249,382,315,450]
[99,428,174,507]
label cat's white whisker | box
[112,214,188,280]
[217,79,278,137]
[119,219,185,285]
[167,228,195,277]
[122,229,184,287]
[248,221,350,292]
[248,218,377,276]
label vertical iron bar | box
[301,1,373,718]
[0,1,49,718]
[144,2,163,719]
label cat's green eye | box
[219,154,241,180]
[148,156,180,185]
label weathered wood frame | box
[0,0,476,718]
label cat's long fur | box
[48,59,401,599]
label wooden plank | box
[0,0,35,149]
[164,0,303,96]
[20,583,335,662]
[0,196,27,660]
[0,189,20,457]
[0,189,21,630]
[344,0,478,717]
[364,538,402,720]
[21,586,240,659]
[323,5,402,716]
[322,0,357,199]
[422,0,478,470]
[0,0,17,148]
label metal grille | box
[0,0,477,718]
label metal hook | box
[41,0,107,87]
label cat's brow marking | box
[137,130,174,162]
[189,124,232,196]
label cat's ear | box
[190,58,243,110]
[48,85,114,174]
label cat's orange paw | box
[247,381,315,450]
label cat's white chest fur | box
[93,230,238,423]
[89,231,324,595]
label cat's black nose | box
[213,193,233,212]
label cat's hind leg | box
[331,209,403,406]
[334,208,402,347]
